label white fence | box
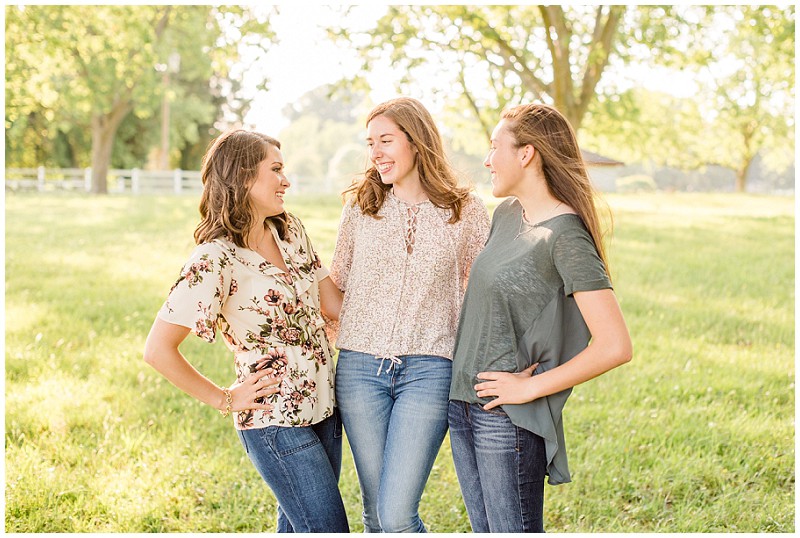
[5,167,203,194]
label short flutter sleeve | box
[158,242,232,343]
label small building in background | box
[582,149,624,192]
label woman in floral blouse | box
[144,130,349,533]
[330,97,490,532]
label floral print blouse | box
[158,213,335,430]
[330,191,490,360]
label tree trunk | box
[89,100,132,194]
[735,156,752,193]
[540,5,625,131]
[735,124,756,193]
[563,108,583,132]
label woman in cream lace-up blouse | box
[329,97,490,533]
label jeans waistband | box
[374,353,402,376]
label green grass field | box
[5,191,795,532]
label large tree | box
[5,5,273,193]
[695,6,795,192]
[605,5,796,192]
[331,5,689,135]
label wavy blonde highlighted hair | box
[345,97,471,223]
[194,129,288,246]
[501,103,611,274]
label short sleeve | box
[157,243,232,343]
[551,225,611,296]
[329,200,357,291]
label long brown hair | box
[502,103,611,273]
[194,129,288,246]
[345,97,471,223]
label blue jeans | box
[335,350,452,533]
[448,400,547,533]
[237,410,349,533]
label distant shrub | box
[616,174,657,193]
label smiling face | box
[485,119,528,198]
[248,144,289,219]
[366,114,420,189]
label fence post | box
[132,168,140,194]
[84,168,92,192]
[173,169,182,194]
[37,166,46,191]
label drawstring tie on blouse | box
[375,354,402,376]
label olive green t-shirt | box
[450,197,612,485]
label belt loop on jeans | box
[375,354,402,376]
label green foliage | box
[5,192,794,532]
[618,6,710,66]
[595,6,795,191]
[4,5,274,172]
[582,88,708,169]
[329,6,709,132]
[697,6,795,190]
[328,5,794,190]
[277,85,371,192]
[111,114,162,170]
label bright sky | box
[243,4,397,134]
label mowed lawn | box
[4,191,794,532]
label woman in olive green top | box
[448,104,633,533]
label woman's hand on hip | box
[475,363,538,411]
[228,368,283,412]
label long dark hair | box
[194,129,288,246]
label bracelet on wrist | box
[219,387,233,417]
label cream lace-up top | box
[329,191,490,360]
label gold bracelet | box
[219,387,232,417]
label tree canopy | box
[329,6,697,133]
[5,5,793,193]
[329,4,794,192]
[695,6,795,191]
[5,5,274,192]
